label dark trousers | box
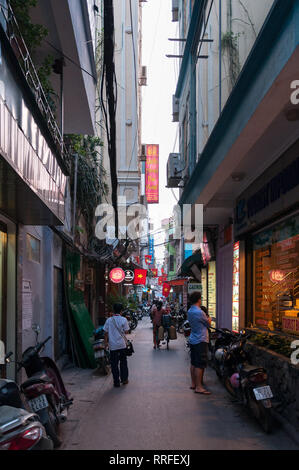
[110,348,128,385]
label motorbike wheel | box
[42,405,61,448]
[248,395,272,433]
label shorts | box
[190,342,208,369]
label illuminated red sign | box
[145,144,159,204]
[269,270,285,282]
[109,268,125,284]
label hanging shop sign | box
[201,268,207,306]
[232,242,240,333]
[109,267,125,284]
[188,282,202,294]
[145,144,159,204]
[208,261,216,328]
[235,147,299,237]
[124,270,135,283]
[149,237,155,265]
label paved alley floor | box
[60,318,298,450]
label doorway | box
[0,222,7,348]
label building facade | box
[174,0,299,335]
[0,0,98,377]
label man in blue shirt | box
[187,291,212,395]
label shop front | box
[252,212,299,334]
[235,139,299,336]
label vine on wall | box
[221,31,241,89]
[65,134,109,243]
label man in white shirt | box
[103,303,130,387]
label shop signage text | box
[235,155,299,235]
[145,144,159,204]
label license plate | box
[95,350,104,358]
[253,386,273,401]
[28,394,48,412]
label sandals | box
[194,389,211,395]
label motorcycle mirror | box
[32,324,41,344]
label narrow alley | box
[60,319,298,451]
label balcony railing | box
[0,1,69,170]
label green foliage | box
[10,0,57,114]
[10,0,48,53]
[65,134,109,241]
[106,293,138,313]
[37,55,57,113]
[250,332,293,358]
[221,31,242,87]
[106,293,129,312]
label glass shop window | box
[253,213,299,334]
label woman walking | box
[152,301,164,349]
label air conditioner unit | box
[139,144,147,161]
[167,153,183,188]
[139,66,147,86]
[172,0,179,22]
[172,95,179,122]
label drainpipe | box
[72,153,78,239]
[219,0,222,116]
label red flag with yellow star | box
[133,269,147,285]
[162,283,171,297]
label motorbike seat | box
[241,365,264,377]
[21,374,51,390]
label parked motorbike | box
[209,328,239,377]
[18,327,73,448]
[137,308,143,321]
[91,326,110,375]
[123,309,138,331]
[0,353,53,450]
[213,329,273,433]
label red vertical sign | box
[145,144,159,204]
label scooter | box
[214,330,273,433]
[0,353,53,450]
[18,327,73,448]
[91,326,110,375]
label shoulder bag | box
[112,317,134,356]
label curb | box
[272,409,299,447]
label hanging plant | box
[221,31,241,88]
[65,134,109,242]
[9,0,57,114]
[10,0,48,53]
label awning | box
[179,251,203,274]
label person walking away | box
[187,292,212,395]
[103,303,130,388]
[150,300,157,322]
[152,301,164,349]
